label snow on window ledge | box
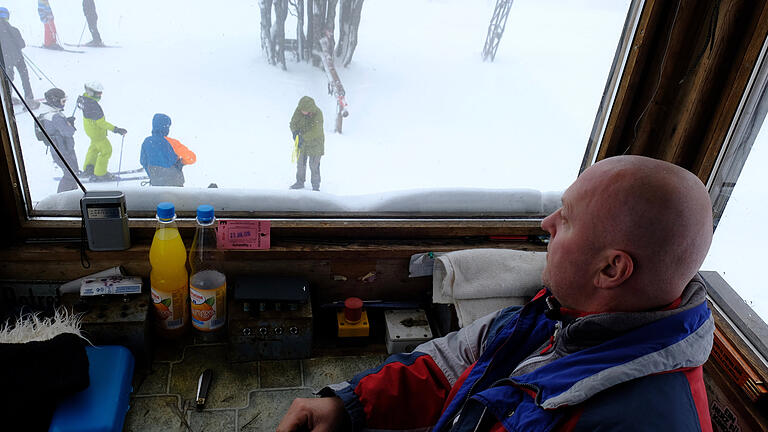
[34,187,563,217]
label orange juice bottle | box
[189,205,227,334]
[150,202,189,338]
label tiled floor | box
[124,341,387,432]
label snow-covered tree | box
[259,0,364,69]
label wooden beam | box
[597,0,768,183]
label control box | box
[227,276,312,361]
[384,309,433,354]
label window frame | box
[0,2,646,240]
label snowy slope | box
[2,0,629,201]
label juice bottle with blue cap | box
[189,204,227,333]
[150,202,189,338]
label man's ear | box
[594,250,633,289]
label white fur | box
[0,308,90,344]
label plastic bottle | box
[189,205,227,334]
[149,202,189,338]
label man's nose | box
[541,210,557,234]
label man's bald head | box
[541,155,713,311]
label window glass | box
[703,124,767,320]
[1,0,631,216]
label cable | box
[80,215,90,269]
[1,66,86,193]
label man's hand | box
[277,397,347,432]
[67,116,76,129]
[113,126,127,135]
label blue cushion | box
[49,345,134,432]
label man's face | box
[540,172,603,309]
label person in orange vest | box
[140,113,196,186]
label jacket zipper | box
[511,321,562,374]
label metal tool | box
[195,369,213,411]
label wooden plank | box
[596,0,768,184]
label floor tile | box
[188,409,236,432]
[135,362,170,395]
[124,395,187,432]
[170,345,259,409]
[152,332,195,362]
[238,388,315,431]
[259,360,301,388]
[302,355,387,390]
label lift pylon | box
[482,0,514,62]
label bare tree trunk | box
[306,0,313,63]
[326,0,338,55]
[336,0,364,67]
[310,0,327,67]
[273,0,288,70]
[259,0,276,65]
[296,0,305,61]
[335,0,350,57]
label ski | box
[12,98,44,114]
[55,174,149,183]
[31,45,85,54]
[64,43,121,49]
[109,167,145,176]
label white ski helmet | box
[84,81,104,97]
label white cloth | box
[433,248,547,327]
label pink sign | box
[217,220,270,250]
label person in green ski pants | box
[77,81,127,180]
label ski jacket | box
[141,114,180,170]
[140,113,189,187]
[321,276,714,432]
[290,96,324,156]
[78,93,115,140]
[0,19,25,67]
[40,106,77,171]
[38,0,54,22]
[167,137,196,165]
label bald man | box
[278,156,715,432]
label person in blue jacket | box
[140,113,195,187]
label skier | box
[82,0,103,47]
[39,88,79,192]
[77,81,127,181]
[0,7,38,107]
[289,96,324,191]
[140,113,196,187]
[37,0,62,50]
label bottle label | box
[152,286,187,330]
[190,282,226,331]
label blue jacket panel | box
[140,114,178,169]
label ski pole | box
[22,53,57,88]
[77,22,87,47]
[116,134,125,187]
[24,58,43,80]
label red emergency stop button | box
[344,297,363,323]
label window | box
[703,131,768,318]
[703,36,768,321]
[0,0,632,219]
